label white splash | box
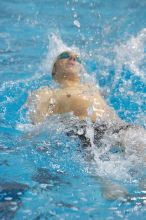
[92,125,146,181]
[114,28,146,81]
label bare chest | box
[54,88,93,114]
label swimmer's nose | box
[68,56,76,65]
[69,56,76,61]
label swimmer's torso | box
[49,84,117,122]
[28,84,119,123]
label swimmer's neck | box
[60,79,81,88]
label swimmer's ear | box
[52,63,56,78]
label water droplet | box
[73,13,78,18]
[73,20,80,28]
[5,197,13,201]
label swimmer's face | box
[52,51,82,83]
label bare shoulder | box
[33,86,53,96]
[27,86,54,105]
[84,83,101,94]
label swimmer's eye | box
[58,52,70,60]
[57,52,81,64]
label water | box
[0,0,146,219]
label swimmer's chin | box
[63,71,80,80]
[64,64,80,72]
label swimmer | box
[27,50,121,124]
[26,51,145,152]
[26,50,146,200]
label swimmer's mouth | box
[67,62,76,66]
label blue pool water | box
[0,0,146,219]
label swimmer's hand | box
[92,176,130,201]
[101,180,130,200]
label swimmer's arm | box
[26,87,53,124]
[87,84,121,122]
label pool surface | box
[0,0,146,219]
